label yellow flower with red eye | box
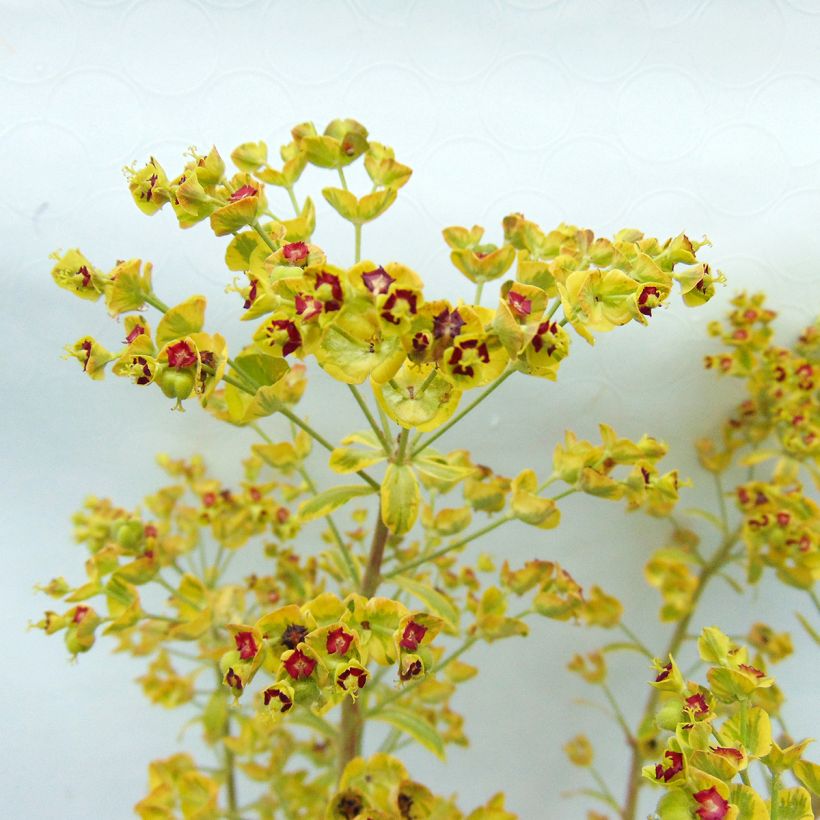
[522,319,570,380]
[404,300,466,365]
[253,313,304,358]
[439,307,509,389]
[351,262,424,335]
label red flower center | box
[280,623,309,650]
[263,686,293,712]
[693,787,729,820]
[685,693,709,717]
[326,627,354,655]
[337,666,367,690]
[400,621,427,651]
[362,266,395,295]
[284,649,316,680]
[243,280,258,310]
[125,324,145,345]
[283,242,309,265]
[235,631,258,661]
[73,606,89,624]
[655,662,672,682]
[654,750,683,782]
[229,184,258,201]
[433,308,465,340]
[166,341,197,369]
[508,291,532,317]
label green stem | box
[544,298,561,322]
[347,384,391,451]
[412,368,516,457]
[589,766,622,814]
[337,502,392,780]
[617,622,654,660]
[396,427,409,464]
[377,403,394,449]
[415,368,438,398]
[770,770,780,820]
[384,514,512,578]
[155,576,204,612]
[601,682,635,744]
[714,473,730,534]
[143,292,169,312]
[474,279,485,305]
[354,223,362,264]
[286,186,300,215]
[337,168,349,191]
[250,220,279,253]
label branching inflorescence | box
[37,119,817,819]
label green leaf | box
[231,350,289,390]
[341,430,383,450]
[414,454,475,491]
[655,790,692,820]
[381,464,420,535]
[322,186,358,221]
[356,188,396,224]
[156,296,206,347]
[391,574,460,631]
[681,507,726,531]
[372,705,445,760]
[721,705,772,758]
[329,447,387,474]
[772,787,813,820]
[793,760,820,796]
[241,382,292,423]
[729,784,768,819]
[299,484,376,523]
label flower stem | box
[143,291,169,312]
[337,482,395,779]
[617,622,654,660]
[286,186,300,215]
[474,279,485,305]
[411,368,516,457]
[250,220,279,254]
[354,223,362,264]
[347,384,391,452]
[384,514,512,578]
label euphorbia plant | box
[35,119,816,818]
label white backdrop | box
[3,1,820,817]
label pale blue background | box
[3,0,820,817]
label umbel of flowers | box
[37,119,817,817]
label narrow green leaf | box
[299,485,376,522]
[372,705,445,760]
[381,464,419,535]
[329,447,387,474]
[391,574,460,631]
